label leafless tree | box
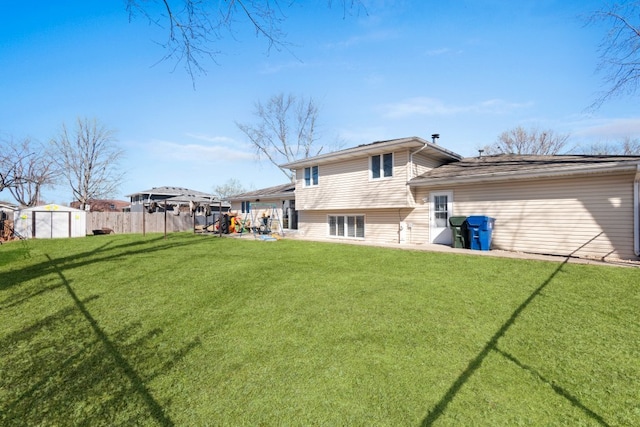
[481,126,571,155]
[589,1,640,109]
[581,136,640,155]
[0,149,17,193]
[214,178,249,200]
[51,117,125,210]
[236,93,322,181]
[621,135,640,154]
[5,137,59,206]
[125,0,366,81]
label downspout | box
[634,165,640,256]
[408,141,430,205]
[409,134,439,180]
[409,140,431,180]
[405,138,435,244]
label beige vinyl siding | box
[230,201,242,213]
[403,207,431,244]
[295,150,412,210]
[410,152,445,179]
[298,209,415,244]
[415,172,636,260]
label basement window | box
[328,215,365,239]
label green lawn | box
[1,233,638,426]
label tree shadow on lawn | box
[0,253,201,426]
[0,234,204,294]
[421,239,611,426]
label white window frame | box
[370,152,394,180]
[327,214,365,239]
[304,165,319,187]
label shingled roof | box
[228,183,295,201]
[280,136,461,169]
[409,154,640,186]
[125,186,217,198]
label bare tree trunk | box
[51,117,125,208]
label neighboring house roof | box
[280,136,462,169]
[125,186,230,207]
[409,154,640,186]
[125,186,217,198]
[125,186,218,201]
[164,194,231,208]
[228,183,295,201]
[70,199,130,212]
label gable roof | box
[409,154,640,186]
[280,136,462,169]
[125,186,218,199]
[228,183,295,201]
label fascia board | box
[408,163,640,187]
[280,138,461,170]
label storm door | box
[429,191,453,244]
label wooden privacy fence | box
[86,212,200,235]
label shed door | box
[430,191,453,244]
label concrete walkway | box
[234,231,640,268]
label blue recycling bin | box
[466,216,495,251]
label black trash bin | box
[449,216,468,248]
[466,216,495,250]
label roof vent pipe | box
[431,134,440,144]
[478,149,484,158]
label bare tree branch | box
[481,126,571,155]
[589,1,640,109]
[50,117,125,210]
[236,93,322,181]
[0,135,46,197]
[5,137,59,206]
[125,0,366,84]
[580,136,640,154]
[214,178,249,200]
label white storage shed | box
[14,204,87,239]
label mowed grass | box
[0,233,638,426]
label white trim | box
[304,165,319,187]
[280,137,462,169]
[428,190,453,244]
[369,152,394,181]
[327,214,366,239]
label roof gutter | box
[409,163,640,187]
[635,165,640,256]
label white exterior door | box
[430,191,453,244]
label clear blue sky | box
[2,0,639,204]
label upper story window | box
[371,153,393,179]
[304,165,319,186]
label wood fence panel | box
[86,212,201,235]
